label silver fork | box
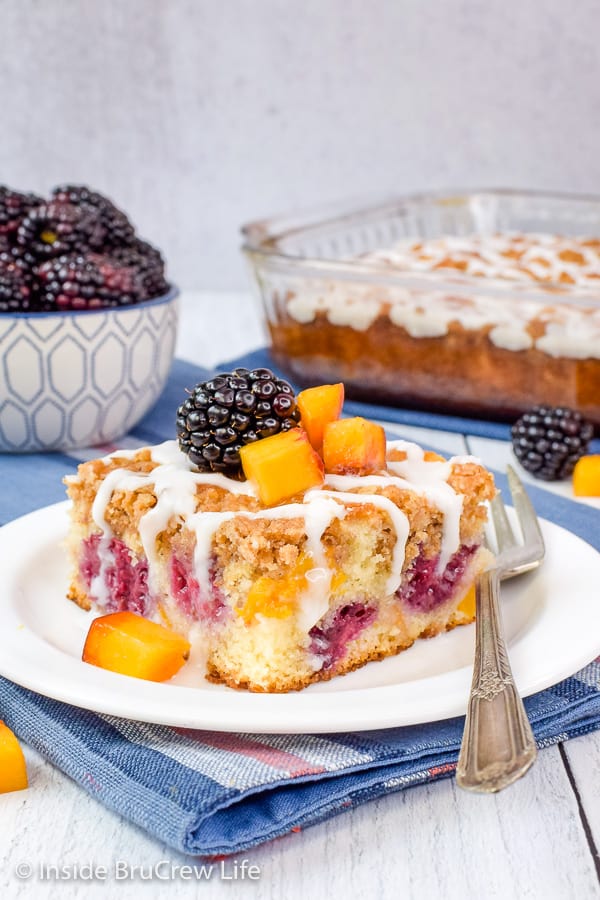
[456,465,546,793]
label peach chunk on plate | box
[82,611,191,682]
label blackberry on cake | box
[176,368,301,476]
[511,405,594,480]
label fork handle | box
[456,569,537,793]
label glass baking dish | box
[241,190,600,427]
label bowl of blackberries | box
[0,184,178,451]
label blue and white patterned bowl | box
[0,287,179,452]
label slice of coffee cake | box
[65,433,495,692]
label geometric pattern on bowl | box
[0,288,179,452]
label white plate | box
[1,501,599,734]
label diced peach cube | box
[238,554,313,623]
[239,575,296,624]
[0,721,28,794]
[297,383,344,452]
[455,584,476,619]
[82,611,191,682]
[573,455,600,497]
[240,428,324,505]
[238,553,346,623]
[322,417,386,475]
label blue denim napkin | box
[0,354,599,857]
[0,667,599,857]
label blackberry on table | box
[511,405,595,481]
[36,251,154,310]
[52,184,135,248]
[177,368,301,476]
[17,201,106,259]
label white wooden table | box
[1,292,599,900]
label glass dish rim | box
[240,187,600,304]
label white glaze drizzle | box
[89,449,257,596]
[89,535,112,607]
[86,440,474,630]
[89,469,149,600]
[275,233,600,359]
[186,496,348,630]
[368,233,600,285]
[307,489,410,594]
[384,439,468,570]
[324,468,462,575]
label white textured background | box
[1,0,599,289]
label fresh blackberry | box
[111,239,168,297]
[52,184,135,248]
[0,249,33,312]
[113,237,163,268]
[17,201,105,259]
[0,186,42,243]
[511,405,595,480]
[177,367,301,475]
[35,251,154,310]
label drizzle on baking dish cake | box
[263,231,600,425]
